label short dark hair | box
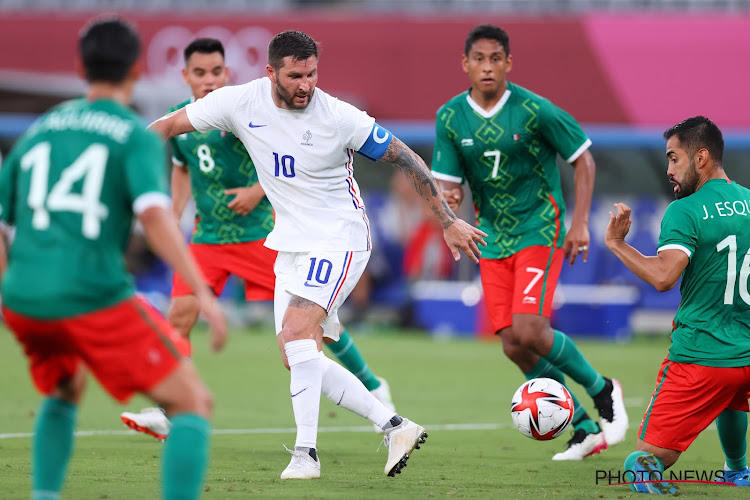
[267,30,319,71]
[663,116,724,166]
[184,38,225,62]
[79,17,141,84]
[465,24,510,57]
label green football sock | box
[32,398,77,500]
[162,414,210,500]
[325,329,380,391]
[524,357,592,430]
[573,414,600,435]
[545,329,605,397]
[717,408,748,470]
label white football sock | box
[285,339,323,449]
[320,355,395,429]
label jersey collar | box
[465,88,511,119]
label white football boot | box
[382,418,427,477]
[593,378,629,446]
[120,408,171,441]
[371,377,396,434]
[552,427,608,461]
[280,446,321,479]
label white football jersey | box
[185,77,376,252]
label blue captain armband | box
[357,122,392,161]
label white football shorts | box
[273,250,371,341]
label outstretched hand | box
[443,219,488,264]
[605,202,633,248]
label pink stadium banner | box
[0,12,749,126]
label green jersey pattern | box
[658,179,750,367]
[432,82,590,259]
[0,98,169,318]
[168,100,273,244]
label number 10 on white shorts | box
[273,250,371,341]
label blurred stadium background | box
[1,0,749,340]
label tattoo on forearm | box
[382,137,457,229]
[289,295,319,310]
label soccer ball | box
[510,378,574,440]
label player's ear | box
[696,148,710,169]
[266,64,276,83]
[75,59,86,80]
[129,61,142,82]
[182,66,189,84]
[461,53,469,74]
[506,54,513,74]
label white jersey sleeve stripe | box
[327,251,353,311]
[565,138,592,164]
[658,243,692,258]
[432,170,464,184]
[133,192,171,215]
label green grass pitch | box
[0,326,744,499]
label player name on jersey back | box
[28,108,135,144]
[700,200,750,219]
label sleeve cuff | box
[431,170,463,184]
[657,243,692,259]
[133,192,172,215]
[566,138,592,164]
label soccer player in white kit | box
[149,30,487,480]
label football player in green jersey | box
[432,24,628,460]
[608,116,750,492]
[0,18,226,500]
[121,37,397,441]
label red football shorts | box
[172,239,277,301]
[479,246,563,333]
[638,357,750,451]
[3,296,190,403]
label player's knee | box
[502,340,524,363]
[280,324,312,343]
[198,387,214,418]
[51,367,88,405]
[501,344,537,371]
[172,382,213,418]
[191,375,214,417]
[512,319,549,350]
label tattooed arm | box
[380,136,488,262]
[381,136,457,229]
